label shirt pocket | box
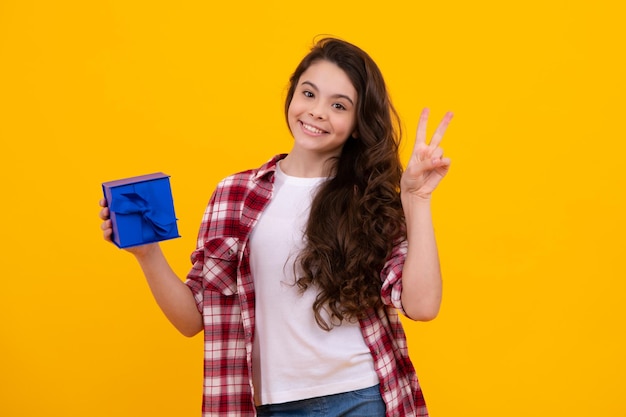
[201,236,239,296]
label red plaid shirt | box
[185,154,429,416]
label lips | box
[299,121,328,135]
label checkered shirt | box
[185,154,429,416]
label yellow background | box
[1,1,624,416]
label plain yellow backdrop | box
[1,0,624,416]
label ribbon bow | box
[110,191,176,238]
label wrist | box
[401,192,432,207]
[129,242,161,261]
[402,193,434,228]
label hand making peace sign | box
[401,108,453,200]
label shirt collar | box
[252,154,288,182]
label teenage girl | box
[99,37,452,417]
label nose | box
[308,104,326,120]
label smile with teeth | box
[300,121,327,135]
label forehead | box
[298,60,358,101]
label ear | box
[351,130,359,139]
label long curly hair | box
[284,38,406,330]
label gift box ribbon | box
[110,191,176,238]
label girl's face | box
[287,60,358,160]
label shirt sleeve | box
[184,176,246,313]
[184,189,218,314]
[379,239,408,315]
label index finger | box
[429,111,454,149]
[415,107,430,146]
[409,108,431,159]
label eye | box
[332,103,347,110]
[303,90,314,98]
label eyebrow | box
[300,80,355,106]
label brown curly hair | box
[284,38,406,330]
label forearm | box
[134,244,203,337]
[400,194,443,321]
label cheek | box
[287,101,302,130]
[287,104,296,119]
[341,115,358,134]
[289,100,307,119]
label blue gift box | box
[102,173,181,248]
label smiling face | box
[287,60,358,161]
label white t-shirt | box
[249,162,379,406]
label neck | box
[280,149,336,178]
